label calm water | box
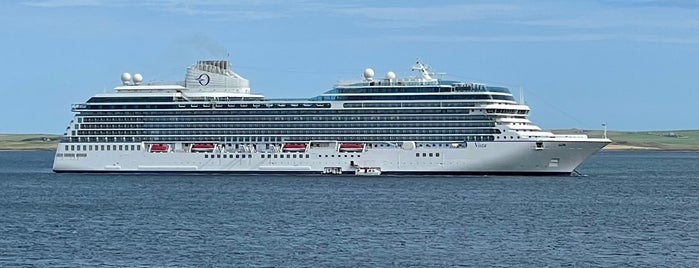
[1,150,698,267]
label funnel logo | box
[197,74,210,86]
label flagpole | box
[602,123,608,139]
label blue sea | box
[1,150,698,267]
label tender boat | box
[339,143,365,152]
[282,143,307,152]
[191,143,215,152]
[355,167,381,176]
[149,144,169,152]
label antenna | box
[519,87,524,104]
[411,59,433,80]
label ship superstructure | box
[53,60,610,175]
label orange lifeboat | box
[282,143,307,152]
[149,144,169,152]
[191,143,215,152]
[339,143,364,152]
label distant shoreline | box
[603,145,699,151]
[603,144,659,150]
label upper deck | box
[327,61,512,96]
[90,59,517,105]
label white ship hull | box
[54,59,611,175]
[53,138,609,175]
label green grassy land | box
[0,134,62,150]
[2,131,699,150]
[554,129,699,150]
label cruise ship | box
[53,60,610,175]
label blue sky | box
[2,0,698,134]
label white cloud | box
[333,4,521,23]
[392,32,699,45]
[392,33,611,43]
[21,0,110,7]
[19,0,699,44]
[21,0,324,20]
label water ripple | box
[0,150,698,266]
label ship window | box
[217,155,221,158]
[436,153,440,157]
[293,154,297,158]
[306,154,309,158]
[101,145,105,151]
[118,145,123,150]
[422,153,426,157]
[136,145,141,151]
[260,155,264,158]
[429,153,433,157]
[236,155,240,158]
[273,155,277,158]
[242,155,246,158]
[204,155,208,158]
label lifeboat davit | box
[339,143,364,152]
[191,143,215,152]
[149,144,169,152]
[282,143,307,152]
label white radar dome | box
[363,68,375,81]
[386,71,396,80]
[121,72,132,85]
[133,73,143,85]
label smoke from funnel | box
[177,33,229,59]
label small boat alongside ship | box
[355,167,381,176]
